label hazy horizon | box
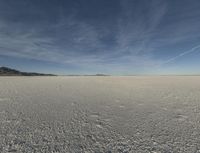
[0,0,200,75]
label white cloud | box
[162,45,200,65]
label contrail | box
[162,45,200,65]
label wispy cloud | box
[162,45,200,65]
[116,0,167,55]
[0,0,164,71]
[0,0,200,74]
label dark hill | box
[0,67,55,76]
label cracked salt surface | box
[0,76,200,152]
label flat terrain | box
[0,76,200,153]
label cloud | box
[0,0,200,74]
[116,0,167,55]
[162,45,200,65]
[0,0,164,71]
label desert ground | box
[0,76,200,153]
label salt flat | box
[0,76,200,153]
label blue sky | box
[0,0,200,75]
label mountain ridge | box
[0,67,55,76]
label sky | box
[0,0,200,75]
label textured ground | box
[0,76,200,153]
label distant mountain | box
[95,74,109,76]
[0,67,55,76]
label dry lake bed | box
[0,76,200,153]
